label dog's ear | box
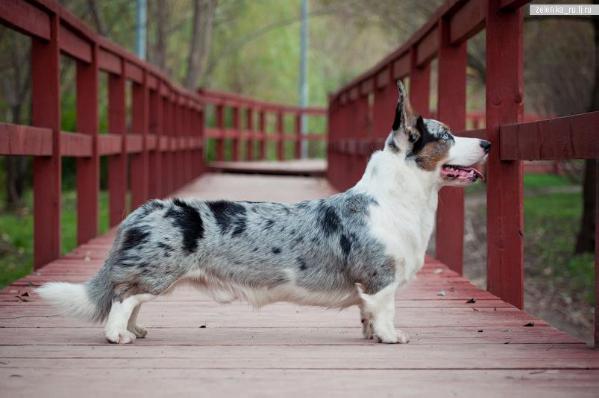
[387,80,420,151]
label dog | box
[37,82,490,344]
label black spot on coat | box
[271,247,281,254]
[164,199,204,253]
[122,227,150,251]
[207,200,247,237]
[340,234,352,256]
[318,204,341,236]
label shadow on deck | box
[1,173,598,397]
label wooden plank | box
[485,0,524,309]
[500,0,530,10]
[60,131,92,157]
[435,19,467,274]
[410,48,431,118]
[31,13,61,270]
[0,123,52,155]
[1,369,598,398]
[276,111,284,161]
[124,61,143,83]
[0,0,50,40]
[416,25,439,66]
[98,47,120,74]
[75,45,99,245]
[107,69,127,227]
[129,75,149,209]
[98,134,122,156]
[500,112,599,160]
[59,23,92,63]
[449,0,487,44]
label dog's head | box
[385,81,490,187]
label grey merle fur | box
[85,190,394,321]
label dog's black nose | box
[480,140,491,153]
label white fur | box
[446,136,486,168]
[104,293,154,344]
[35,282,96,321]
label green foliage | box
[0,190,110,288]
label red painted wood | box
[0,123,52,155]
[148,86,162,199]
[435,19,467,275]
[231,106,240,161]
[276,111,284,161]
[59,24,92,63]
[0,0,50,40]
[259,110,267,160]
[294,113,301,159]
[416,25,439,66]
[449,0,486,45]
[31,13,61,270]
[75,46,99,245]
[500,111,599,160]
[246,108,254,160]
[215,104,225,161]
[130,74,149,209]
[595,160,599,348]
[409,49,431,118]
[108,67,127,227]
[485,0,524,309]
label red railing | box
[327,0,598,346]
[199,89,327,161]
[0,0,205,269]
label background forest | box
[0,0,597,343]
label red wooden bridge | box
[1,0,598,396]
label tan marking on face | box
[415,141,451,171]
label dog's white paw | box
[375,329,409,344]
[105,329,137,344]
[128,325,148,338]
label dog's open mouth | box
[441,165,484,183]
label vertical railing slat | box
[130,71,149,209]
[32,11,61,268]
[435,19,468,274]
[485,0,524,309]
[75,42,100,245]
[276,110,284,161]
[108,61,127,227]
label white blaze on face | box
[445,137,487,167]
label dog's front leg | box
[356,283,409,344]
[359,302,373,339]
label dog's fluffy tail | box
[36,266,113,323]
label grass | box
[0,190,109,288]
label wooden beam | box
[0,0,50,40]
[32,13,61,269]
[500,112,599,160]
[485,0,525,309]
[450,0,487,45]
[0,123,52,155]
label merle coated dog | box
[38,82,490,344]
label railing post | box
[148,82,162,199]
[435,19,467,274]
[76,42,100,245]
[276,110,284,160]
[486,0,524,309]
[259,110,267,160]
[108,61,127,227]
[232,105,240,161]
[130,71,149,209]
[215,103,225,161]
[409,49,430,118]
[32,12,61,269]
[294,112,302,159]
[595,160,599,348]
[246,107,254,160]
[197,105,205,174]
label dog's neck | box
[353,148,440,261]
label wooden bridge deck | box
[1,174,598,397]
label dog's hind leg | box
[105,293,155,344]
[356,282,409,344]
[127,304,147,338]
[359,302,373,339]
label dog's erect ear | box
[391,80,409,132]
[388,81,420,149]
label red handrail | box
[327,0,598,347]
[0,0,205,268]
[199,89,327,162]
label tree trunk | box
[153,0,168,71]
[574,15,599,254]
[184,0,217,90]
[4,104,27,211]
